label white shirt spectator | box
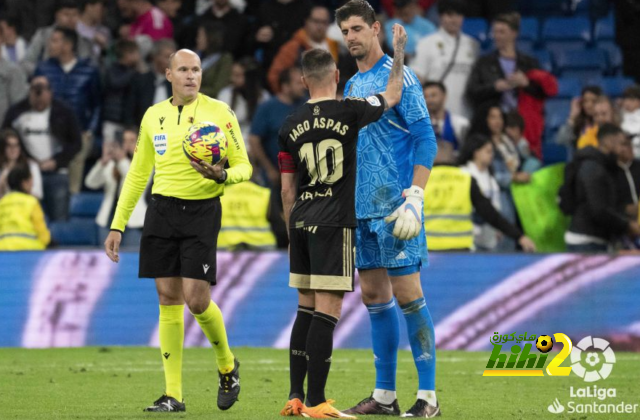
[411,28,479,118]
[461,161,502,250]
[622,108,640,158]
[13,107,59,162]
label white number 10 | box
[299,139,344,186]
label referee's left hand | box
[191,157,228,182]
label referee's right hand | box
[105,230,122,263]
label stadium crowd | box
[0,0,639,253]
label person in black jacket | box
[2,76,82,221]
[565,124,640,252]
[466,12,544,113]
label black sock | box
[289,305,314,400]
[306,312,338,407]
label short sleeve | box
[345,94,386,128]
[396,68,428,126]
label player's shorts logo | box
[153,134,167,156]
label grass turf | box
[1,347,638,419]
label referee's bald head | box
[168,48,200,70]
[301,49,337,85]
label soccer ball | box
[183,121,227,165]
[536,335,554,353]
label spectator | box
[34,26,101,194]
[0,15,27,63]
[615,132,640,221]
[556,86,602,148]
[3,0,56,42]
[217,58,270,141]
[249,67,306,247]
[77,0,111,61]
[422,80,469,151]
[0,128,42,200]
[124,39,175,125]
[268,6,338,93]
[196,21,233,98]
[3,76,82,221]
[621,85,640,157]
[85,126,146,247]
[411,0,479,118]
[128,0,174,42]
[466,13,555,157]
[577,96,620,150]
[424,138,536,252]
[186,0,252,59]
[0,166,50,251]
[218,180,277,250]
[22,0,93,75]
[254,0,313,72]
[565,124,640,252]
[103,39,141,144]
[504,110,541,173]
[384,0,436,58]
[0,54,28,125]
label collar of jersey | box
[165,93,201,110]
[358,54,392,76]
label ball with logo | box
[536,335,554,353]
[183,121,227,165]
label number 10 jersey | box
[278,94,385,229]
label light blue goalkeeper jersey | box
[344,54,431,220]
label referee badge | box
[153,134,167,156]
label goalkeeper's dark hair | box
[301,49,336,82]
[336,0,376,27]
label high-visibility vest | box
[424,166,474,251]
[218,181,276,250]
[0,192,50,250]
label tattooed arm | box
[380,24,407,109]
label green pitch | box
[1,347,638,419]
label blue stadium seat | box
[462,18,488,44]
[543,40,590,60]
[516,40,535,54]
[545,99,572,131]
[542,17,591,43]
[572,0,591,16]
[556,77,582,99]
[70,192,103,218]
[597,41,623,75]
[597,77,637,97]
[542,143,569,165]
[50,218,99,246]
[519,17,540,43]
[531,49,554,73]
[519,0,567,16]
[561,69,606,84]
[555,49,608,76]
[594,14,615,41]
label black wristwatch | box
[216,169,227,184]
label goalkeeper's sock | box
[417,390,438,406]
[289,305,314,400]
[305,312,338,407]
[193,300,235,373]
[401,297,436,392]
[159,304,184,402]
[366,298,399,393]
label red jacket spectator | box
[517,69,557,158]
[130,2,173,41]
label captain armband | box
[278,151,296,173]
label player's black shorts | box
[289,226,355,292]
[139,194,221,284]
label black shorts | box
[140,194,221,283]
[289,226,355,292]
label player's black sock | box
[306,311,338,407]
[289,305,314,400]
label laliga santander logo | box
[570,336,616,382]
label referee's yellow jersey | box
[111,93,252,232]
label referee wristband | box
[216,169,227,184]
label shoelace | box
[220,372,234,390]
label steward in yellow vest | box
[218,181,276,250]
[424,141,535,252]
[0,167,50,250]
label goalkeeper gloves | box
[384,185,424,240]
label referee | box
[105,49,252,412]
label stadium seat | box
[462,18,488,44]
[518,0,567,16]
[556,77,582,99]
[597,41,623,75]
[572,0,591,16]
[70,192,104,218]
[519,17,540,44]
[554,49,608,77]
[50,218,99,246]
[542,143,569,165]
[516,40,535,54]
[531,49,554,73]
[543,40,590,58]
[545,99,572,131]
[596,76,637,98]
[594,14,615,41]
[542,17,591,43]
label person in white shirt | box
[621,85,640,158]
[423,80,469,152]
[411,0,478,118]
